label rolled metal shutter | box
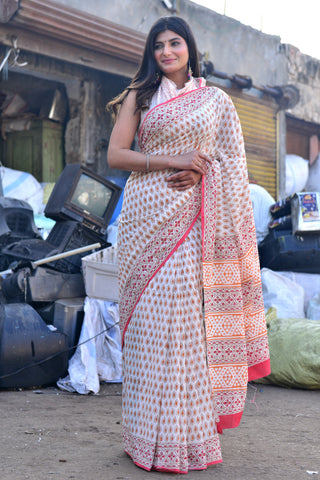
[216,86,278,199]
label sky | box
[193,0,320,59]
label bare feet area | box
[0,382,319,480]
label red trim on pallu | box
[217,411,243,433]
[248,359,271,382]
[121,209,201,347]
[201,175,205,252]
[138,85,206,144]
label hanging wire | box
[0,36,28,80]
[0,48,12,80]
[0,320,120,381]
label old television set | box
[44,164,122,235]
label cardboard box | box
[291,192,320,235]
[81,246,118,302]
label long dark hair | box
[107,16,200,118]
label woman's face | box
[154,30,189,78]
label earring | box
[154,72,160,85]
[188,60,192,80]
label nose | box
[162,43,171,56]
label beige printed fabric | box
[121,218,222,472]
[117,78,270,472]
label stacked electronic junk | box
[0,164,122,388]
[259,192,320,273]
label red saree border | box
[121,209,200,345]
[138,83,207,145]
[120,185,202,346]
[121,84,271,436]
[129,457,223,474]
[124,425,222,473]
[217,412,243,433]
[138,87,218,151]
[248,359,271,382]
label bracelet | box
[146,153,150,172]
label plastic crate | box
[81,246,118,302]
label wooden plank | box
[0,25,137,77]
[8,0,146,63]
[0,0,18,23]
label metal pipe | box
[0,48,12,72]
[0,242,101,277]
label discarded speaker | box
[259,230,320,273]
[0,303,69,388]
[1,266,85,303]
[0,197,42,271]
[0,197,41,245]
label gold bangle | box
[146,154,150,172]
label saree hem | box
[120,83,270,469]
[152,458,223,473]
[124,425,222,473]
[248,359,271,382]
[217,411,243,433]
[125,452,223,474]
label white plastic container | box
[81,246,119,302]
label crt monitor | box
[44,164,122,235]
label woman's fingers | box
[199,152,212,164]
[172,151,211,175]
[194,160,207,175]
[189,151,211,174]
[166,170,202,190]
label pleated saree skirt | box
[121,217,222,473]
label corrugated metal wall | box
[231,91,278,199]
[220,87,278,199]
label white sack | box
[0,166,43,214]
[285,154,309,197]
[305,152,320,192]
[307,292,320,321]
[249,184,275,244]
[57,298,122,394]
[277,271,320,316]
[261,268,305,319]
[106,216,119,246]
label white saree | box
[117,77,270,472]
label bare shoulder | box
[114,90,139,131]
[121,89,138,114]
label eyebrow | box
[154,36,181,44]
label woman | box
[107,16,270,473]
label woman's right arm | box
[107,90,210,175]
[107,90,147,171]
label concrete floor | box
[0,382,319,480]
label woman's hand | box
[173,150,211,175]
[166,170,202,190]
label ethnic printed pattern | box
[121,217,222,472]
[123,427,222,472]
[119,181,201,338]
[118,81,270,471]
[138,86,217,152]
[199,90,270,426]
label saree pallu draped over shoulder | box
[118,85,270,473]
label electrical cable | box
[0,321,119,381]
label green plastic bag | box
[258,309,320,389]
